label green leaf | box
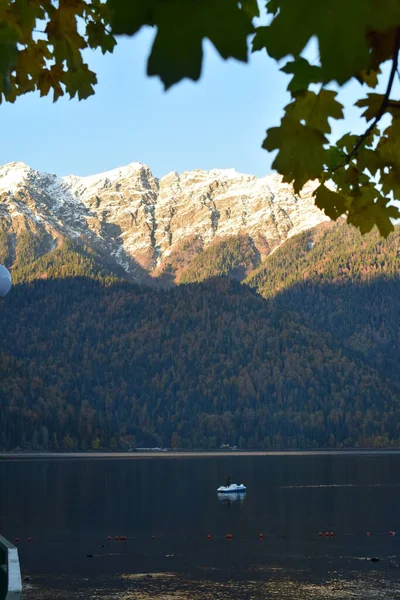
[324,146,346,170]
[336,133,359,154]
[380,169,400,201]
[110,0,253,89]
[377,118,400,168]
[263,116,327,193]
[332,165,370,195]
[63,64,97,100]
[355,93,384,122]
[368,28,398,70]
[356,94,400,124]
[285,90,344,134]
[86,20,116,54]
[0,24,18,95]
[265,0,280,15]
[280,57,323,92]
[108,0,152,36]
[356,145,383,177]
[347,185,399,237]
[251,0,400,84]
[11,0,46,41]
[314,184,349,220]
[240,0,260,18]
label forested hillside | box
[246,221,400,294]
[0,220,399,451]
[1,274,400,451]
[179,235,261,283]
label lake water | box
[1,452,400,599]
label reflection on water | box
[217,491,246,505]
[2,453,400,599]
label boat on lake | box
[217,483,246,494]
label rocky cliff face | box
[0,161,328,282]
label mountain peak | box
[62,161,147,184]
[2,160,30,169]
[0,161,33,192]
[0,160,328,283]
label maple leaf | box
[354,94,399,122]
[285,90,344,134]
[280,57,323,92]
[16,40,52,82]
[348,189,400,237]
[46,4,87,68]
[376,118,400,169]
[240,0,260,18]
[356,145,384,178]
[63,63,97,100]
[368,28,399,71]
[11,0,46,43]
[37,65,64,101]
[336,133,359,154]
[355,68,381,88]
[109,0,254,88]
[252,0,400,84]
[263,117,327,193]
[0,24,19,95]
[314,184,349,220]
[86,20,116,54]
[266,0,280,15]
[380,169,400,201]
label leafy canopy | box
[0,0,116,102]
[1,0,400,235]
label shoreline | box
[2,448,400,459]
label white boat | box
[217,483,246,494]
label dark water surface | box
[1,452,400,599]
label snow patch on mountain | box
[0,161,329,282]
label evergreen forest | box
[1,221,399,451]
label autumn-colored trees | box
[1,273,400,451]
[1,221,399,451]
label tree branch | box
[347,27,400,162]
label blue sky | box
[0,27,396,179]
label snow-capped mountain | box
[0,161,328,282]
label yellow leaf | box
[37,65,64,101]
[355,68,381,88]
